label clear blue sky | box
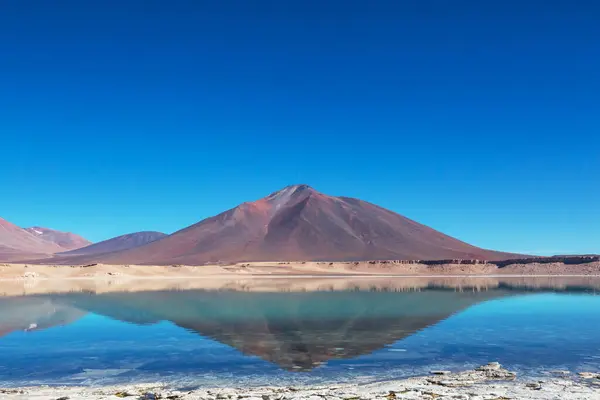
[1,1,598,254]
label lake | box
[0,277,599,388]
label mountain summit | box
[98,185,517,265]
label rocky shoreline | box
[2,363,598,400]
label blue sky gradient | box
[1,1,598,254]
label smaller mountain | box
[59,231,167,257]
[24,227,91,251]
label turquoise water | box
[0,279,599,387]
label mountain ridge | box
[1,185,526,265]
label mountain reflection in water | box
[0,277,599,386]
[59,290,510,371]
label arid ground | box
[1,260,599,296]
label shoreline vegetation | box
[1,363,599,399]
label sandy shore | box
[1,363,598,399]
[0,261,599,296]
[1,260,599,279]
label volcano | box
[94,184,518,265]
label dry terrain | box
[0,260,599,296]
[2,259,600,280]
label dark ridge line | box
[337,255,600,268]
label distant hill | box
[24,226,91,251]
[94,184,521,265]
[59,231,167,257]
[0,217,64,260]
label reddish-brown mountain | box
[24,227,91,251]
[0,217,65,261]
[96,185,519,265]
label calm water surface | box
[0,277,599,387]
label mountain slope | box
[0,217,65,259]
[24,227,91,251]
[59,231,167,256]
[98,185,520,265]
